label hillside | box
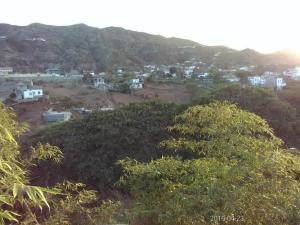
[0,23,300,72]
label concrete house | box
[248,75,286,89]
[0,67,13,75]
[43,110,72,123]
[46,68,63,75]
[248,76,266,86]
[130,78,143,90]
[14,82,44,100]
[93,77,105,87]
[222,74,240,82]
[22,89,43,99]
[283,67,300,80]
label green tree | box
[30,101,186,190]
[0,103,63,224]
[0,102,126,225]
[45,182,122,225]
[193,84,300,148]
[119,102,300,225]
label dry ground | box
[7,81,191,133]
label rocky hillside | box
[0,23,299,72]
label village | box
[0,60,299,132]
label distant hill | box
[0,23,299,72]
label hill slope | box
[0,23,299,72]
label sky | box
[0,0,299,53]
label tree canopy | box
[119,102,300,225]
[30,101,186,190]
[193,84,300,148]
[0,103,61,224]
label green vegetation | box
[278,80,300,113]
[3,87,300,224]
[119,102,300,225]
[30,101,186,189]
[0,102,125,224]
[192,84,300,148]
[0,103,60,224]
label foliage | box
[117,82,131,93]
[119,102,300,225]
[30,101,186,190]
[45,182,122,225]
[193,84,300,148]
[0,103,62,224]
[207,69,226,84]
[278,80,300,114]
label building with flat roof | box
[0,67,13,75]
[43,110,72,123]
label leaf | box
[0,210,19,222]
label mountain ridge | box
[0,23,299,72]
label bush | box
[29,101,186,190]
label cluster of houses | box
[14,81,44,100]
[143,63,291,90]
[2,63,300,103]
[283,67,300,80]
[248,72,286,90]
[8,81,73,123]
[83,71,144,91]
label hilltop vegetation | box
[29,83,300,194]
[3,100,300,224]
[29,101,186,189]
[1,23,300,72]
[120,102,300,225]
[192,84,300,148]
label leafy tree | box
[119,102,300,225]
[193,84,300,148]
[0,102,124,225]
[278,80,300,114]
[235,70,252,84]
[45,182,122,225]
[30,101,186,190]
[208,69,225,84]
[118,82,131,93]
[0,103,63,224]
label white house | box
[23,89,43,99]
[248,76,286,89]
[93,77,105,88]
[223,74,240,82]
[130,79,143,90]
[184,66,195,78]
[248,76,265,86]
[275,78,286,89]
[263,71,280,76]
[0,67,13,75]
[283,67,300,80]
[197,72,209,79]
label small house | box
[46,68,63,75]
[23,89,43,99]
[43,110,72,123]
[130,79,143,90]
[94,77,105,88]
[223,74,240,83]
[248,75,286,89]
[0,67,13,75]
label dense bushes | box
[119,102,300,225]
[30,101,186,190]
[193,84,300,148]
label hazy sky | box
[1,0,299,53]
